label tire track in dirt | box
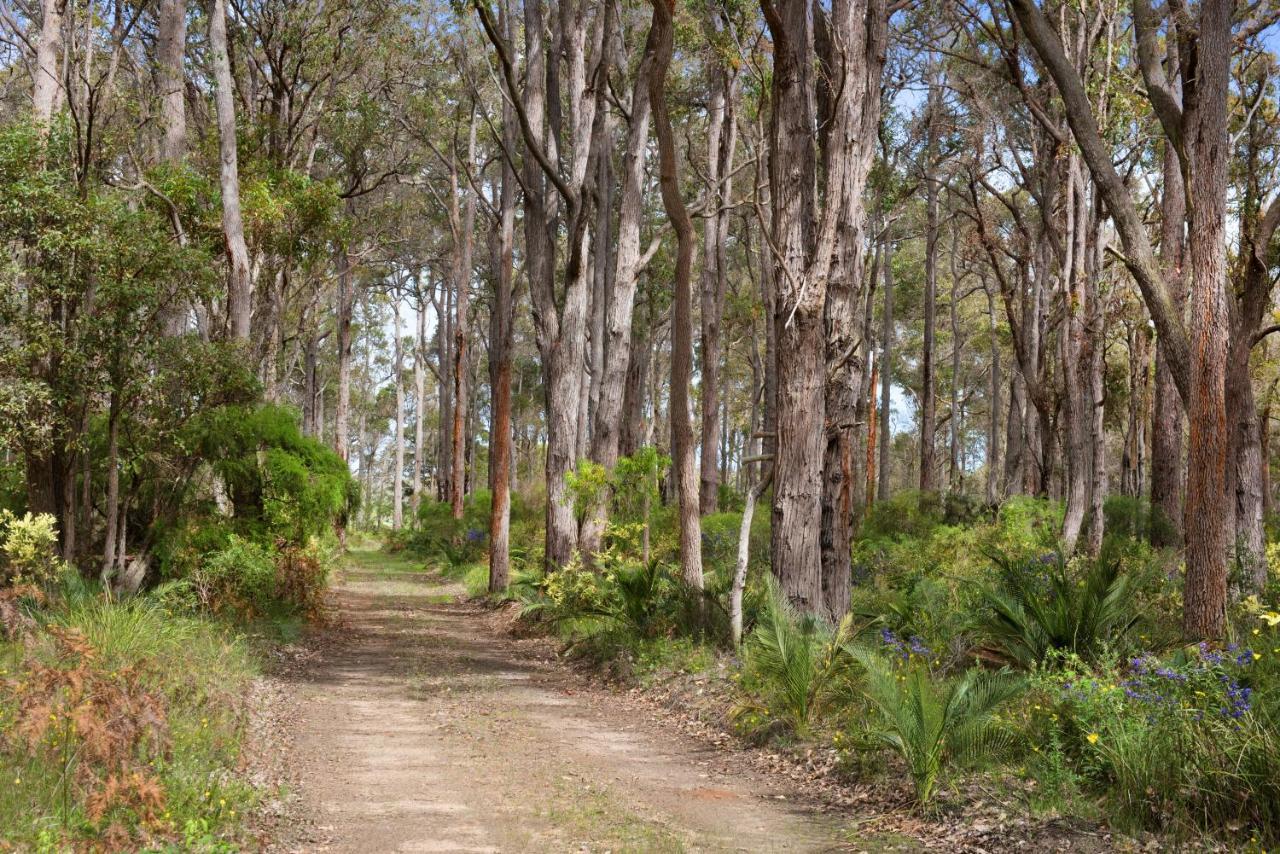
[269,550,860,853]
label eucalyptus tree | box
[762,0,886,618]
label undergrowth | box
[0,585,260,851]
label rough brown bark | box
[763,0,883,616]
[1150,139,1186,546]
[488,6,518,592]
[451,113,478,519]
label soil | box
[256,550,887,853]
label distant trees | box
[4,0,1279,639]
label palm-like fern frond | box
[733,582,860,737]
[849,646,1024,804]
[975,549,1138,667]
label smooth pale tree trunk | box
[985,284,1002,506]
[475,0,606,571]
[451,113,478,519]
[699,54,736,515]
[647,0,702,591]
[878,228,893,500]
[392,303,405,530]
[438,264,454,502]
[157,0,187,162]
[334,244,355,547]
[33,0,65,130]
[413,298,426,522]
[210,0,251,341]
[579,37,655,556]
[1059,161,1091,554]
[919,72,942,495]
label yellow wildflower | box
[1086,732,1100,745]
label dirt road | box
[270,549,858,853]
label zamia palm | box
[976,549,1139,667]
[734,585,860,737]
[850,648,1024,805]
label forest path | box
[273,547,864,853]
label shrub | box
[1030,645,1280,843]
[973,548,1139,668]
[0,510,62,589]
[850,644,1024,804]
[0,596,257,849]
[732,585,860,739]
[191,536,277,615]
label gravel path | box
[268,550,857,853]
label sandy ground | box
[265,551,864,853]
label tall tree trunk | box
[1150,138,1185,546]
[157,0,187,162]
[438,264,454,502]
[648,0,702,591]
[451,112,478,519]
[210,0,252,341]
[985,284,1001,506]
[102,391,121,582]
[32,0,66,130]
[392,302,405,530]
[334,254,353,460]
[948,235,962,493]
[413,297,426,521]
[819,0,884,620]
[579,36,655,556]
[619,301,651,458]
[1060,161,1091,554]
[699,52,735,515]
[489,23,519,592]
[1180,0,1232,639]
[878,226,893,499]
[919,72,942,495]
[475,0,606,571]
[765,0,883,616]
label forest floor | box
[252,548,894,853]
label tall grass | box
[0,589,258,850]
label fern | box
[975,549,1138,668]
[733,583,860,738]
[850,647,1024,804]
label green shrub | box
[0,510,62,589]
[0,596,257,849]
[1029,644,1280,843]
[973,548,1139,668]
[850,644,1024,804]
[732,584,860,739]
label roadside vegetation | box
[396,461,1280,849]
[0,404,351,851]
